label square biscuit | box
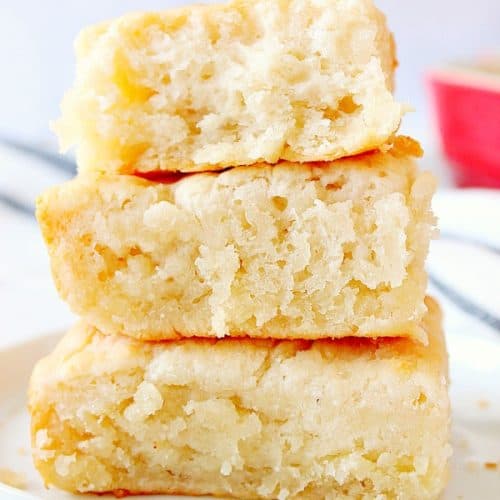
[55,0,402,173]
[29,297,451,499]
[37,137,436,342]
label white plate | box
[1,189,499,498]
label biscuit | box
[37,137,436,342]
[54,0,402,173]
[29,297,451,499]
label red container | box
[428,67,500,188]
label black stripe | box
[429,273,500,332]
[0,192,34,218]
[440,232,500,256]
[0,136,76,175]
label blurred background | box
[0,0,499,344]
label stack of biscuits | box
[30,1,451,498]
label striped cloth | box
[0,140,76,349]
[1,138,499,352]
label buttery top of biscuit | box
[55,0,403,173]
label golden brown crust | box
[35,297,443,364]
[388,135,424,158]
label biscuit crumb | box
[0,468,26,489]
[477,399,490,410]
[18,447,28,456]
[466,460,479,472]
[484,462,498,471]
